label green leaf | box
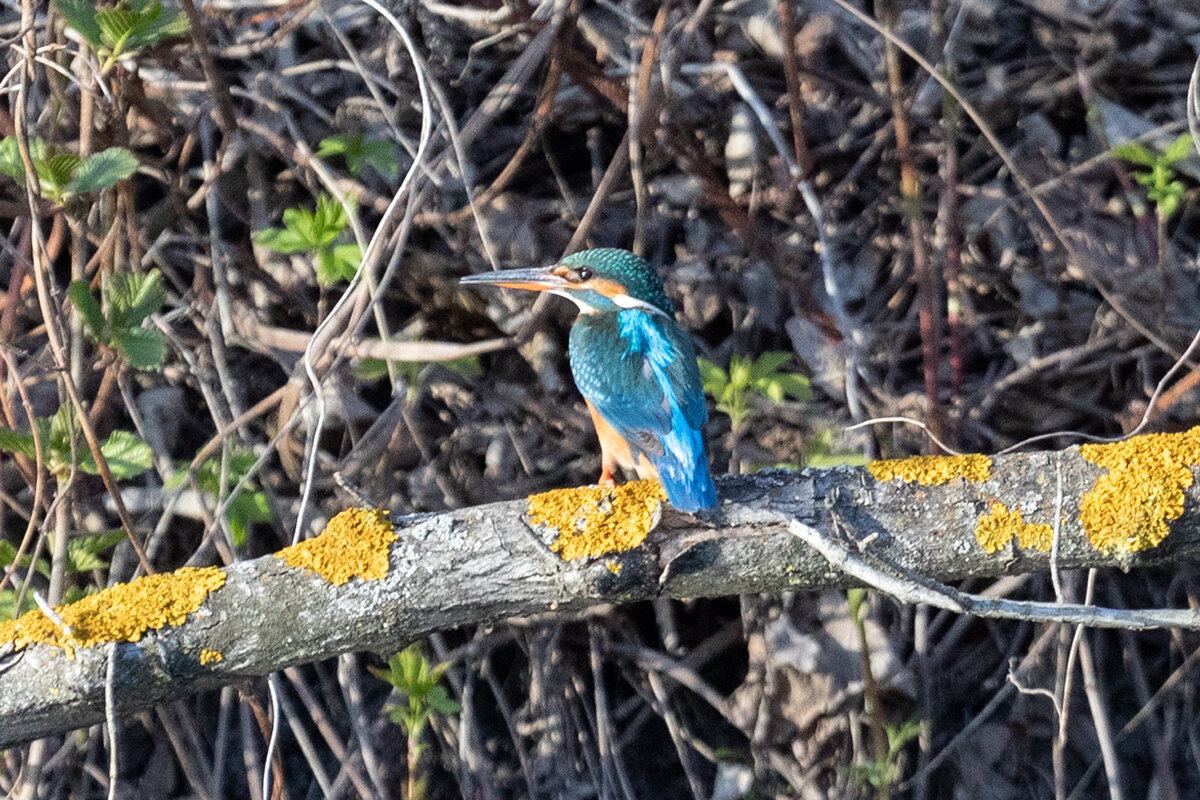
[72,147,138,194]
[68,280,106,340]
[112,326,167,369]
[763,372,811,402]
[426,685,461,714]
[0,588,40,622]
[1162,133,1194,165]
[88,429,152,479]
[316,134,355,160]
[39,151,83,194]
[282,206,318,244]
[360,138,399,179]
[126,1,188,50]
[114,269,165,326]
[352,358,389,381]
[443,355,481,378]
[49,405,75,456]
[95,7,140,51]
[227,489,271,546]
[0,426,37,460]
[311,196,349,248]
[728,356,752,389]
[65,530,124,573]
[697,358,728,396]
[748,351,793,380]
[55,0,104,49]
[1111,142,1155,166]
[325,242,362,283]
[253,226,311,254]
[0,136,28,182]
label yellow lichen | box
[527,480,667,561]
[199,648,223,665]
[0,566,225,656]
[868,453,991,485]
[276,508,397,585]
[1078,427,1200,554]
[975,501,1054,554]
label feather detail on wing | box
[569,310,717,511]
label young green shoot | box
[55,0,189,73]
[68,268,167,370]
[373,644,461,800]
[0,137,138,207]
[253,194,363,285]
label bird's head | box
[460,248,675,316]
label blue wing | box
[569,310,717,511]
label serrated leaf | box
[68,280,106,340]
[1163,133,1194,164]
[0,426,37,459]
[253,226,310,254]
[49,405,74,456]
[0,136,27,182]
[73,147,138,194]
[316,134,355,160]
[728,356,752,388]
[119,269,165,325]
[361,139,399,179]
[40,152,82,191]
[65,530,124,573]
[88,429,152,479]
[127,1,188,49]
[1112,142,1155,166]
[697,358,727,395]
[55,0,104,49]
[113,326,166,369]
[748,351,793,380]
[106,270,165,327]
[325,242,362,284]
[312,197,349,248]
[95,7,139,49]
[0,588,40,621]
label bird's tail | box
[649,425,717,512]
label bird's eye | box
[576,267,592,281]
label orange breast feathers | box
[585,400,659,485]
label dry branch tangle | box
[4,442,1200,747]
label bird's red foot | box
[597,467,617,487]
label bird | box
[461,248,718,512]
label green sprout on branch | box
[0,405,152,480]
[69,268,167,370]
[317,134,399,180]
[56,0,189,73]
[254,194,363,285]
[699,351,812,431]
[373,644,461,800]
[1112,133,1193,223]
[170,449,272,546]
[0,137,138,206]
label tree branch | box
[4,441,1200,747]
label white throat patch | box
[612,294,669,316]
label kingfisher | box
[461,248,718,511]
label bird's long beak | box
[459,266,570,293]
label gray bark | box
[2,447,1198,747]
